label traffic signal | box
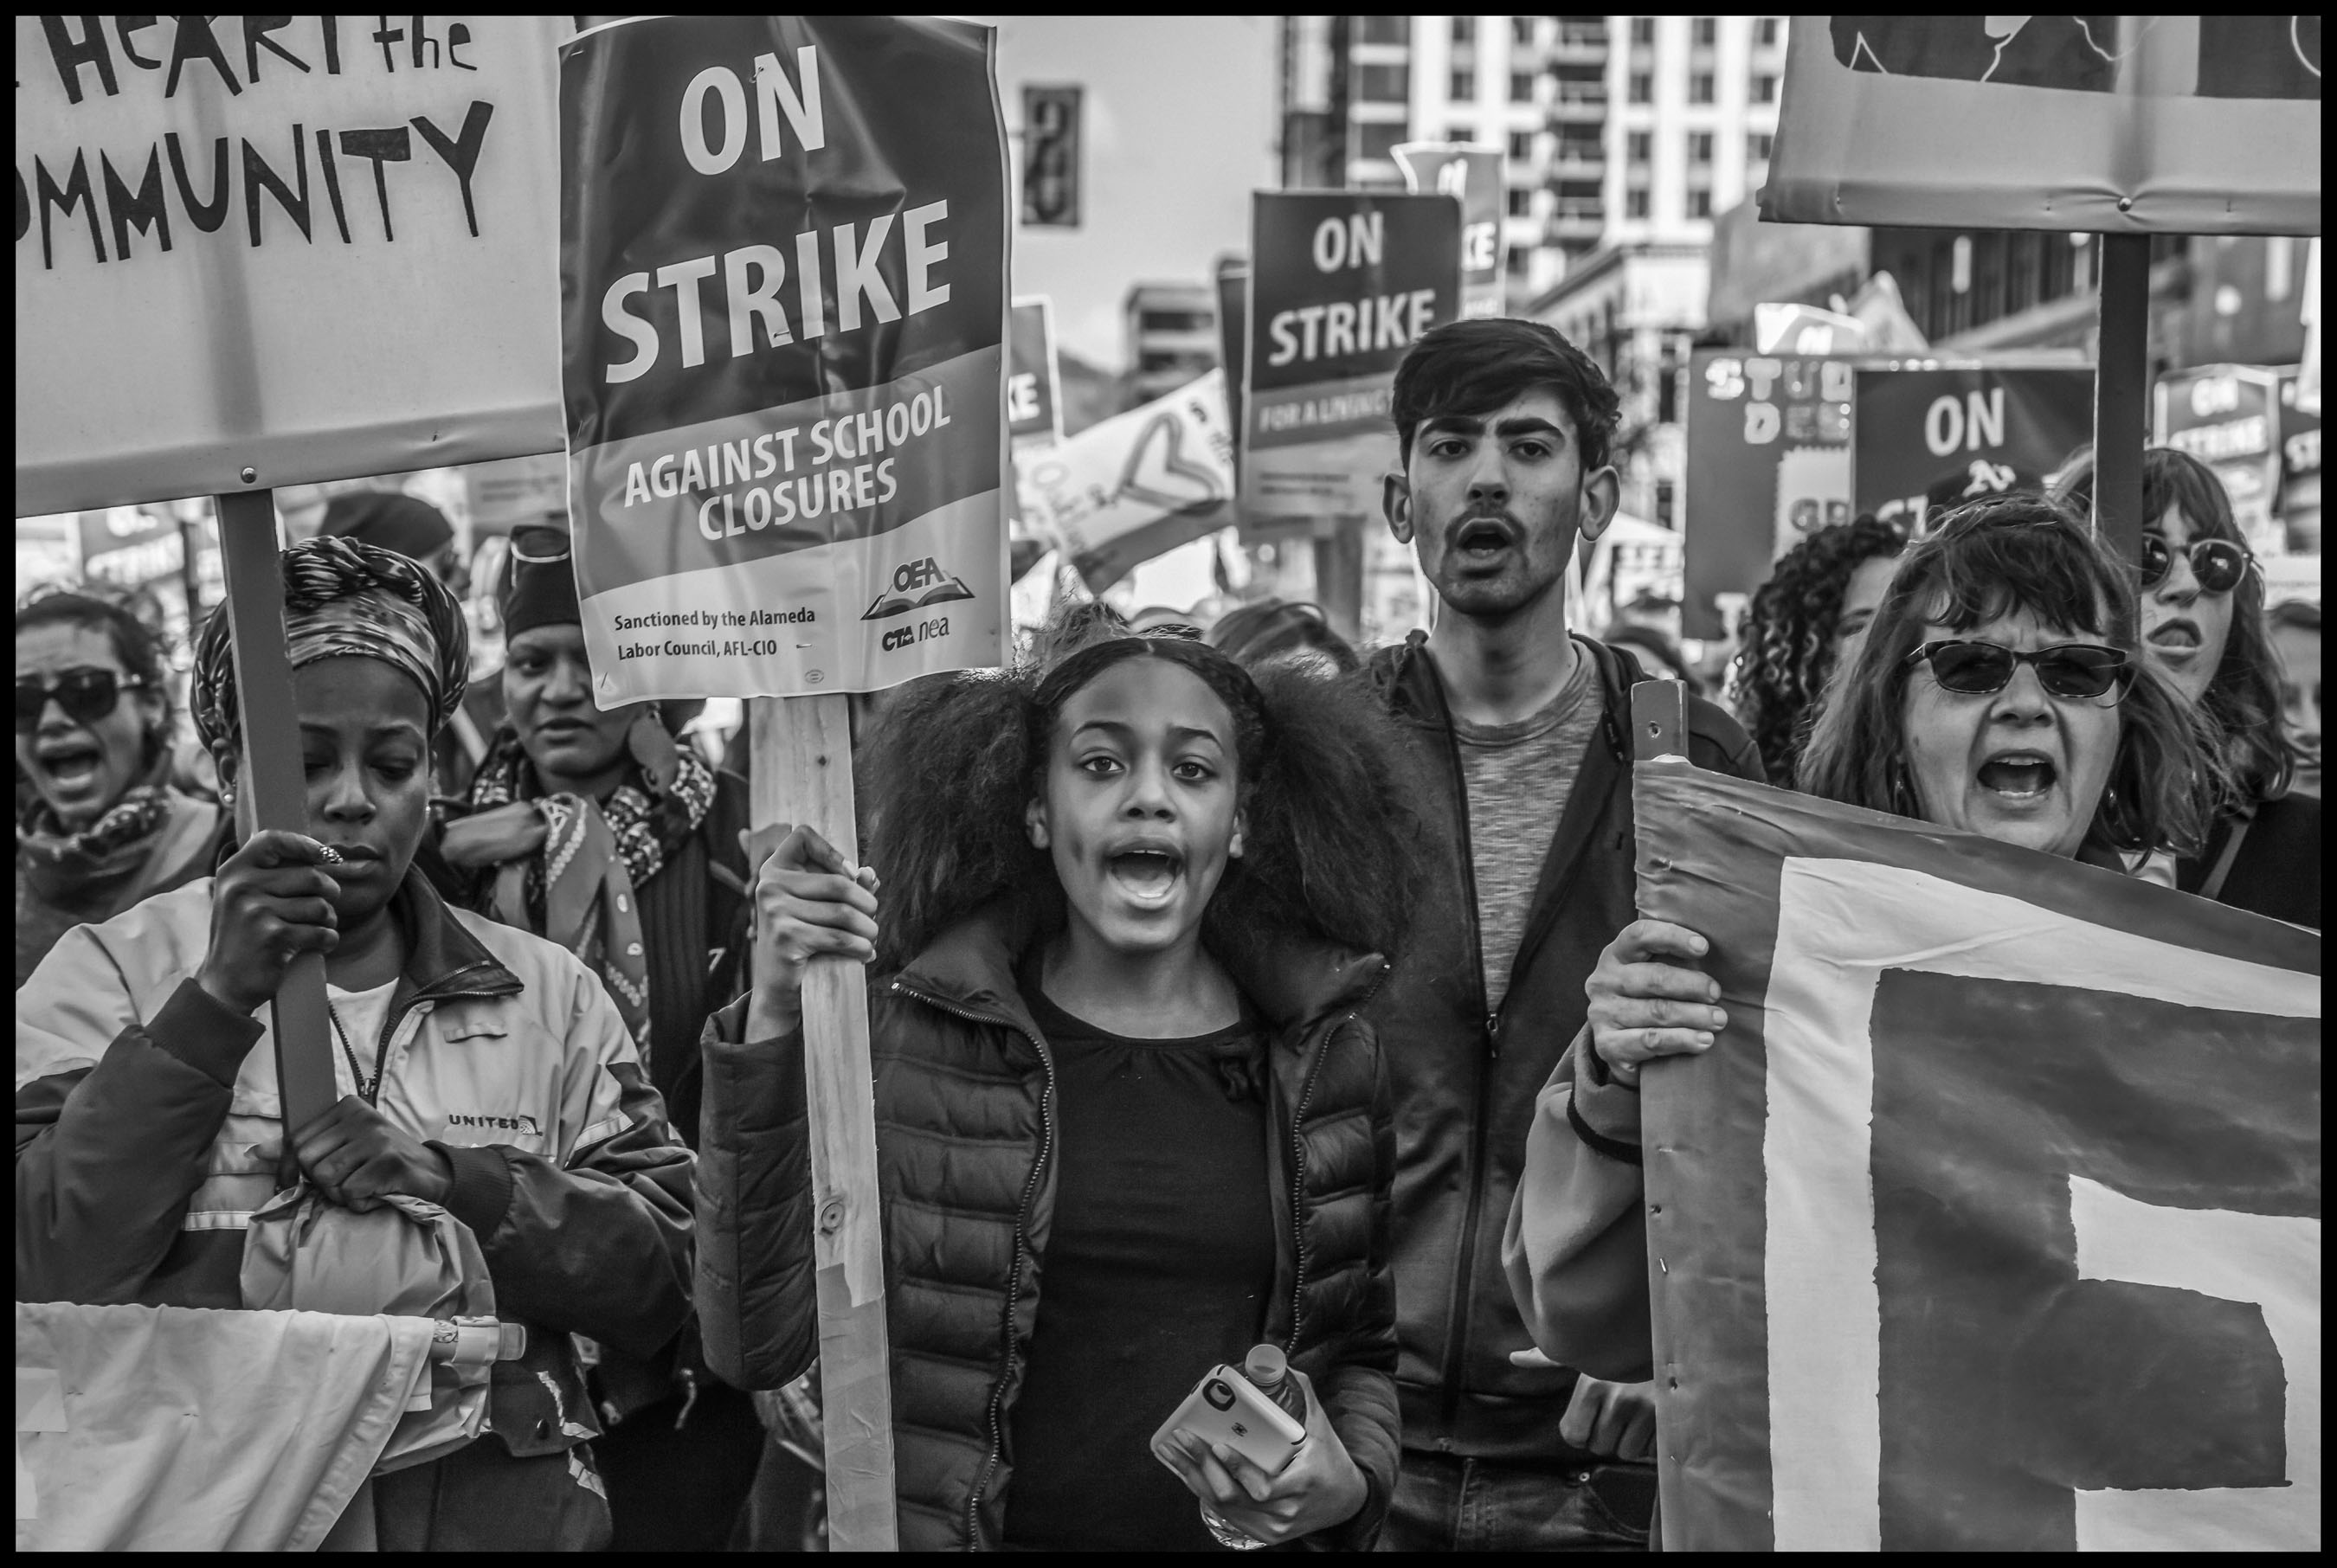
[1021,85,1081,228]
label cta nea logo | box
[863,556,975,620]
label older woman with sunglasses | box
[1503,496,2215,1392]
[2059,447,2319,927]
[16,593,226,986]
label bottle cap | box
[1243,1344,1288,1387]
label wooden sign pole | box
[2090,233,2154,566]
[749,692,900,1552]
[213,486,340,1158]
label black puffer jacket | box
[694,906,1401,1550]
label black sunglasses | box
[1904,640,2132,701]
[2141,536,2250,595]
[15,669,146,735]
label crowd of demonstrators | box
[417,526,763,1550]
[1356,318,1763,1551]
[17,594,228,986]
[695,628,1417,1551]
[2059,448,2321,926]
[1725,513,1909,788]
[1508,494,2216,1411]
[16,537,696,1550]
[2267,598,2320,799]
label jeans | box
[1378,1450,1656,1552]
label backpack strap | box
[2195,813,2253,904]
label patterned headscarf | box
[194,537,469,749]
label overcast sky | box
[975,16,1281,373]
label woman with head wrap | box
[421,526,760,1552]
[16,592,228,985]
[16,537,697,1551]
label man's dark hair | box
[1389,318,1622,473]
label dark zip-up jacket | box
[1359,633,1763,1460]
[694,906,1401,1550]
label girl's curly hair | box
[1728,515,1909,781]
[859,629,1422,973]
[2057,445,2293,806]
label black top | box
[1003,962,1278,1552]
[2179,791,2321,931]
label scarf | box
[17,767,177,909]
[465,730,717,1048]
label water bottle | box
[1200,1346,1309,1551]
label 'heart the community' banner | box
[1631,763,2320,1552]
[1017,370,1236,593]
[558,16,1010,702]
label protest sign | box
[15,15,568,517]
[1682,347,1856,639]
[1393,143,1506,320]
[1630,762,2321,1552]
[1007,297,1063,448]
[1243,192,1462,526]
[2155,364,2303,560]
[1020,370,1235,590]
[1762,16,2321,235]
[559,16,1009,704]
[1853,364,2094,530]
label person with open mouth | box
[16,593,226,986]
[695,620,1421,1551]
[2058,447,2320,929]
[1516,495,2224,1451]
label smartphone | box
[1151,1365,1308,1477]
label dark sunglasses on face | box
[15,669,146,734]
[1904,640,2132,701]
[2141,535,2250,595]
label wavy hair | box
[860,627,1421,973]
[2057,446,2292,805]
[1799,494,2216,857]
[1727,515,1908,783]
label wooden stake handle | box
[214,488,338,1149]
[750,693,900,1552]
[1632,678,1690,764]
[2090,233,2152,568]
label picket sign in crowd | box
[15,319,2322,1552]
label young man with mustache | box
[1362,319,1763,1550]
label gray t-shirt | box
[1452,644,1602,1013]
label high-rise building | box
[1123,281,1220,406]
[1277,16,1787,299]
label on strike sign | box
[1243,192,1461,525]
[558,16,1009,703]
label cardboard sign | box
[15,15,568,516]
[1682,348,1857,639]
[1020,370,1235,591]
[1243,192,1463,526]
[1007,297,1062,448]
[1393,143,1506,320]
[557,16,1009,702]
[1764,16,2320,235]
[1854,364,2095,531]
